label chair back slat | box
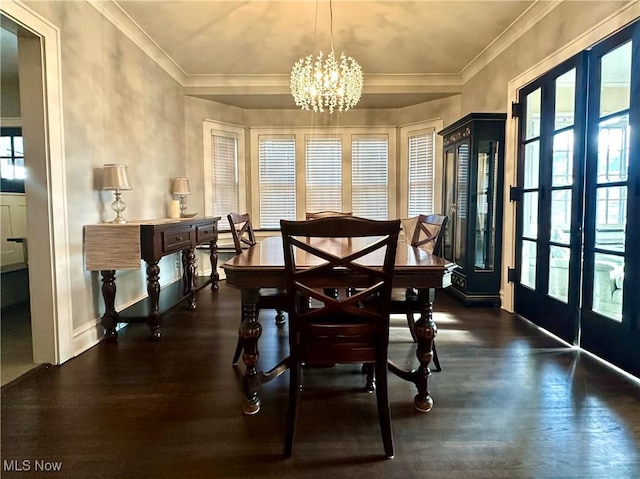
[280,216,400,364]
[409,214,448,256]
[227,212,257,254]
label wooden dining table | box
[222,235,456,415]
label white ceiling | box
[108,0,556,109]
[3,1,563,110]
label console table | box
[84,217,220,340]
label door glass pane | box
[549,246,570,302]
[455,143,469,266]
[13,137,23,156]
[475,142,495,271]
[14,157,26,180]
[552,130,573,186]
[551,190,571,244]
[522,192,538,239]
[1,136,12,156]
[525,88,541,140]
[521,240,537,289]
[595,186,626,252]
[600,41,631,117]
[555,69,576,129]
[592,253,624,322]
[524,141,539,189]
[598,115,629,183]
[0,157,14,179]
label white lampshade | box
[172,177,191,195]
[102,164,132,191]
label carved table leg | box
[387,287,437,412]
[239,288,262,415]
[412,287,437,412]
[182,248,197,310]
[100,270,119,340]
[209,239,219,292]
[146,261,162,340]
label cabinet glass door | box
[443,149,455,262]
[475,141,498,271]
[455,142,469,266]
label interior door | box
[514,55,586,344]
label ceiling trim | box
[460,0,564,83]
[182,73,463,96]
[89,0,561,95]
[86,0,187,83]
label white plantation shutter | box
[211,134,238,217]
[352,136,388,219]
[259,136,296,228]
[305,137,342,213]
[408,131,435,216]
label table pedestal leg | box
[413,287,437,412]
[209,239,219,292]
[100,270,119,340]
[182,248,197,310]
[239,288,262,415]
[146,261,162,340]
[387,287,437,412]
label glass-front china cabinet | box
[439,113,506,305]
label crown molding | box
[182,72,463,96]
[90,0,564,94]
[460,0,564,82]
[86,0,186,84]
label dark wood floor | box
[2,283,639,478]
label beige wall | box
[0,75,21,118]
[460,1,630,114]
[0,26,21,118]
[24,0,188,333]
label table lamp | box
[171,177,191,217]
[102,164,132,224]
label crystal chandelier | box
[290,0,363,114]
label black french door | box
[514,20,640,376]
[514,54,587,344]
[580,23,640,375]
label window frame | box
[249,127,397,227]
[1,127,25,193]
[399,119,443,218]
[202,120,247,222]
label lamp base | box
[110,190,128,224]
[110,216,127,224]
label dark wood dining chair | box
[227,213,288,365]
[280,216,400,459]
[391,214,448,372]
